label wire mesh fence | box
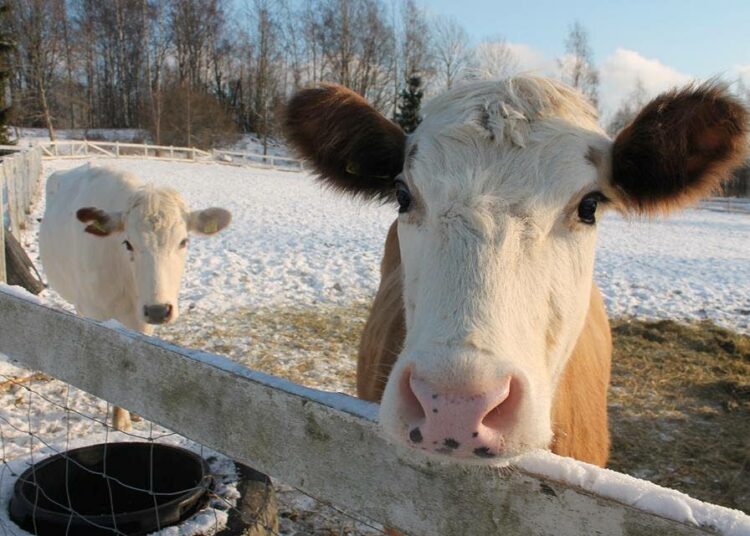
[0,364,386,536]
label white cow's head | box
[284,76,748,460]
[76,187,231,326]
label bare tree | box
[317,0,394,109]
[400,0,432,80]
[8,0,65,139]
[466,37,519,81]
[171,0,227,89]
[432,15,470,90]
[606,78,647,136]
[557,21,599,108]
[142,0,171,144]
[249,0,280,154]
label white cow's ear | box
[76,207,124,237]
[188,207,232,235]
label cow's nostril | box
[481,377,521,433]
[143,304,173,324]
[400,369,426,425]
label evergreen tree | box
[394,75,423,133]
[0,2,13,145]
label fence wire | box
[0,369,387,536]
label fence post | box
[0,165,5,283]
[115,141,120,158]
[170,146,174,159]
[191,148,196,161]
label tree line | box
[1,0,608,151]
[2,0,748,191]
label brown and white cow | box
[283,76,748,466]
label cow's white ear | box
[188,207,232,235]
[76,207,124,237]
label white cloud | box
[599,48,691,117]
[731,64,750,85]
[505,42,551,73]
[468,43,699,120]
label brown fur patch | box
[282,84,406,201]
[357,221,406,401]
[611,82,749,214]
[76,207,122,236]
[550,286,612,467]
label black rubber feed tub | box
[9,442,212,536]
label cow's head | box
[76,187,231,326]
[284,77,748,460]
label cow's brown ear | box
[282,84,406,201]
[76,207,124,236]
[610,82,748,214]
[188,207,231,235]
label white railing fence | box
[34,140,304,172]
[698,196,750,214]
[0,145,43,281]
[0,289,747,536]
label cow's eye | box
[577,192,606,225]
[179,238,189,249]
[123,240,133,252]
[395,180,412,214]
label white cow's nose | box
[143,304,173,324]
[397,369,523,459]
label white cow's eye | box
[577,192,606,225]
[179,238,189,249]
[395,180,412,214]
[123,240,133,252]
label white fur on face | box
[378,77,613,458]
[122,187,190,322]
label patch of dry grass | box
[162,307,750,513]
[161,303,370,394]
[608,318,750,512]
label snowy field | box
[23,157,750,334]
[0,157,748,535]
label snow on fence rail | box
[0,145,43,281]
[35,140,304,172]
[0,289,748,536]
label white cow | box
[40,163,231,430]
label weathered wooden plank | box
[0,291,740,536]
[5,158,20,237]
[0,169,5,282]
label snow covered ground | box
[11,128,147,146]
[0,156,748,535]
[22,157,750,334]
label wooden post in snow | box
[0,165,6,283]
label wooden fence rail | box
[0,145,43,282]
[0,289,747,536]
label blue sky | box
[422,0,750,114]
